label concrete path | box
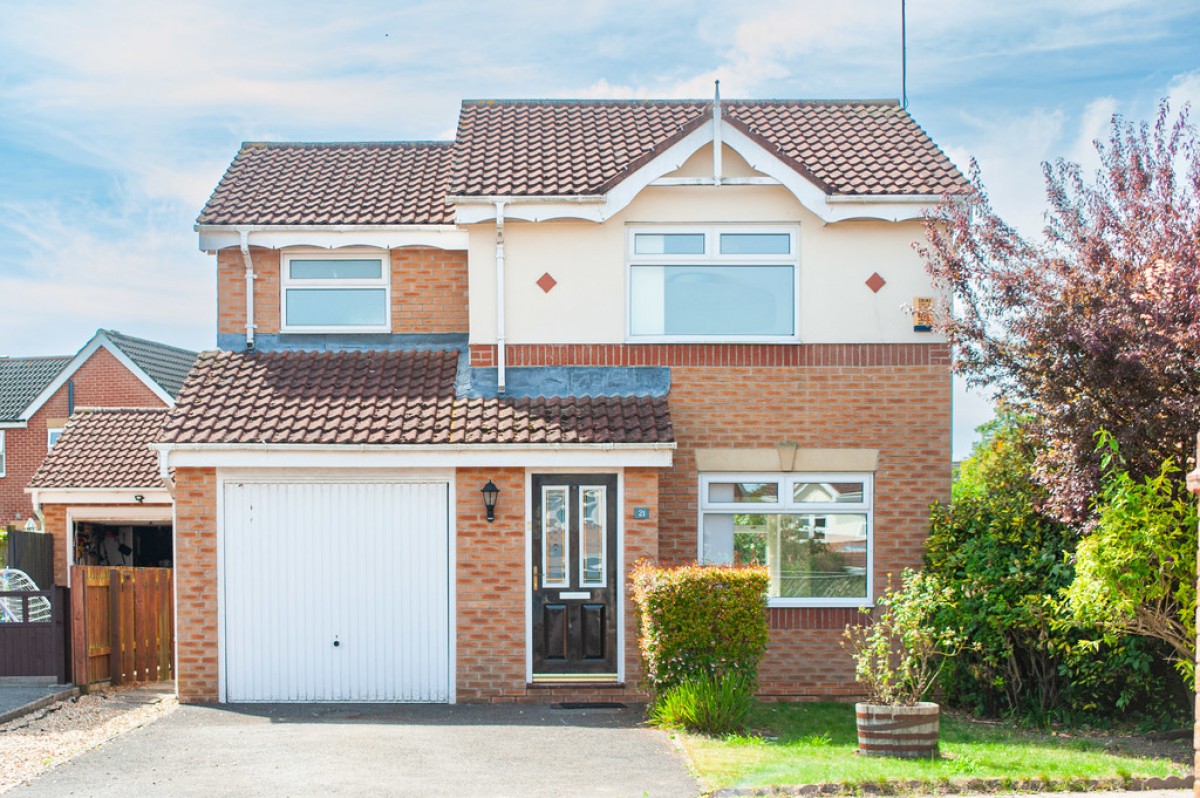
[0,680,78,725]
[7,701,700,797]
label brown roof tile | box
[723,101,969,196]
[447,100,711,197]
[159,350,672,446]
[196,99,967,226]
[29,408,169,489]
[197,141,455,226]
[448,99,968,197]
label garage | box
[221,480,450,703]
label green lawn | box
[675,703,1188,791]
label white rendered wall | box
[466,150,942,346]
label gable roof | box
[102,330,198,399]
[28,407,169,489]
[2,330,198,423]
[197,141,456,226]
[159,349,673,447]
[448,99,968,198]
[195,98,968,229]
[0,357,73,421]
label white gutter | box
[824,194,946,204]
[712,80,722,186]
[152,441,676,454]
[238,228,257,349]
[495,201,507,394]
[196,223,461,233]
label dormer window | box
[280,251,390,334]
[627,226,798,341]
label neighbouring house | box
[158,96,964,704]
[1,330,196,533]
[27,407,174,589]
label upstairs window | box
[280,251,390,333]
[628,226,798,341]
[699,472,872,607]
[0,430,5,476]
[47,428,63,450]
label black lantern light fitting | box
[481,479,500,522]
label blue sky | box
[2,0,1198,458]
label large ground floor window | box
[699,473,872,607]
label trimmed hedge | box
[630,561,769,694]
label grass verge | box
[675,702,1188,791]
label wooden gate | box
[0,586,69,681]
[70,566,173,688]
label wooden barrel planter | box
[855,702,940,758]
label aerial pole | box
[901,0,908,109]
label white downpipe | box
[712,80,723,186]
[495,202,507,394]
[238,228,257,349]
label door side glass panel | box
[579,486,606,587]
[542,486,569,587]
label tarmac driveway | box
[7,701,700,797]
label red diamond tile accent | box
[536,273,557,293]
[866,272,887,293]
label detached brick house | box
[1,329,195,530]
[160,97,964,704]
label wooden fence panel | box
[69,566,173,688]
[6,530,54,588]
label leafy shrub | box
[1066,432,1197,686]
[648,672,755,734]
[630,561,769,695]
[926,417,1179,722]
[842,569,972,705]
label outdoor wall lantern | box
[481,479,500,522]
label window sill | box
[624,336,801,345]
[278,327,393,335]
[767,599,872,609]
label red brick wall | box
[42,504,67,587]
[470,341,951,699]
[454,466,659,703]
[5,346,167,523]
[173,467,218,703]
[455,467,526,701]
[216,247,469,337]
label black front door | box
[531,474,619,677]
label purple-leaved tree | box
[920,101,1200,524]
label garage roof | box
[160,349,673,446]
[29,407,169,489]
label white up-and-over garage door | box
[222,480,450,702]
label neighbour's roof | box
[29,407,169,489]
[159,349,673,446]
[196,99,968,226]
[102,330,198,398]
[0,357,72,421]
[196,141,456,226]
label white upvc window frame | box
[697,471,873,608]
[279,248,392,334]
[0,430,5,477]
[47,427,63,450]
[625,224,800,343]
